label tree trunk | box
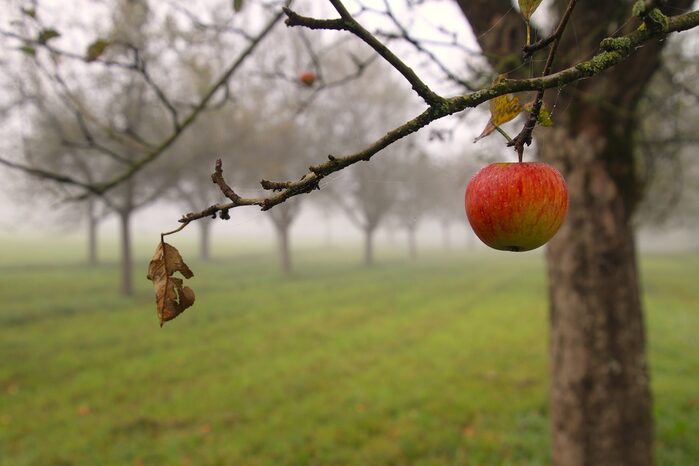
[118,210,133,296]
[273,222,292,276]
[269,204,297,277]
[441,220,451,250]
[364,226,375,267]
[86,198,99,267]
[407,226,417,259]
[454,1,694,463]
[540,125,652,466]
[198,220,211,262]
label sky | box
[0,0,697,252]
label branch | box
[377,0,479,90]
[172,7,699,230]
[86,9,285,197]
[510,0,578,160]
[522,0,578,58]
[284,3,444,106]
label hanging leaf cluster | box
[147,242,195,326]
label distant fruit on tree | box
[299,71,316,87]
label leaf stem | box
[494,124,514,144]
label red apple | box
[299,71,316,87]
[465,162,568,252]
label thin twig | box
[510,0,578,161]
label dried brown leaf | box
[473,120,497,142]
[146,241,195,326]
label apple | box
[299,71,316,87]
[465,162,568,252]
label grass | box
[0,241,697,466]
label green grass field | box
[1,241,697,466]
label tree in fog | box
[390,147,435,259]
[635,38,699,231]
[430,156,479,250]
[318,64,419,266]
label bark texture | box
[539,127,651,466]
[455,0,694,464]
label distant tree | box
[431,156,478,251]
[636,38,699,229]
[391,148,435,259]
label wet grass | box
[0,244,697,465]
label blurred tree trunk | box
[276,225,291,276]
[407,226,417,259]
[118,210,132,296]
[86,198,99,267]
[456,0,693,464]
[540,125,651,466]
[117,177,135,296]
[364,226,375,267]
[441,220,451,250]
[198,220,212,262]
[270,204,295,276]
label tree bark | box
[540,127,651,466]
[118,210,133,296]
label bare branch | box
[523,0,578,58]
[172,7,699,232]
[510,0,578,161]
[87,9,286,196]
[284,3,445,106]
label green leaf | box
[37,28,60,44]
[21,7,37,18]
[232,0,244,12]
[86,39,110,62]
[19,45,36,56]
[518,0,544,21]
[523,101,553,127]
[537,106,553,126]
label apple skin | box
[299,71,316,87]
[465,162,568,252]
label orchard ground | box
[0,237,697,466]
